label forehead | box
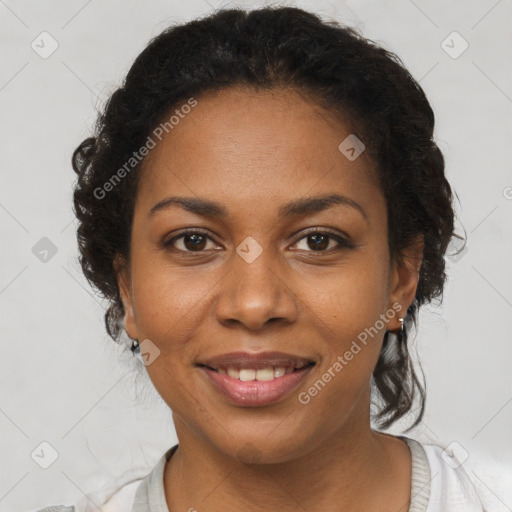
[136,86,381,219]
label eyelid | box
[292,226,351,241]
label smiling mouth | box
[198,362,315,382]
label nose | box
[214,246,299,331]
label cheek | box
[303,249,391,340]
[296,247,391,398]
[130,255,218,345]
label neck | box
[163,396,411,511]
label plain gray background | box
[1,0,511,510]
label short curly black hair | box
[72,6,456,431]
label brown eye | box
[164,231,217,252]
[294,229,352,252]
[306,233,330,251]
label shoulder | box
[35,479,143,512]
[34,446,176,512]
[34,479,142,512]
[421,441,485,511]
[34,464,150,512]
[404,436,511,512]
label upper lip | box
[198,351,316,370]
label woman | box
[38,6,489,511]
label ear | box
[114,254,139,340]
[387,235,424,330]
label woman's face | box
[117,86,420,463]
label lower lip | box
[199,366,314,407]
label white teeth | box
[274,367,286,378]
[221,366,296,381]
[227,367,239,379]
[255,368,274,381]
[239,369,256,381]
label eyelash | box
[163,228,354,254]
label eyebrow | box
[148,193,367,221]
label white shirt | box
[36,435,505,512]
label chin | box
[212,430,315,465]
